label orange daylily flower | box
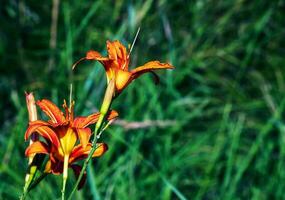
[24,99,118,188]
[73,40,174,96]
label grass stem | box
[67,80,114,200]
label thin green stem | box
[20,188,28,200]
[20,163,38,200]
[62,155,69,200]
[27,173,48,192]
[21,171,49,200]
[67,80,114,200]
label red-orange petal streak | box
[106,40,129,70]
[73,110,118,128]
[73,113,100,128]
[37,99,66,125]
[69,143,108,163]
[69,144,90,163]
[107,41,127,60]
[25,120,51,140]
[36,126,60,148]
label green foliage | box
[1,0,285,199]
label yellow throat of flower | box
[58,127,77,157]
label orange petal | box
[25,120,51,140]
[35,126,60,148]
[106,41,118,60]
[131,61,174,76]
[92,143,108,157]
[76,128,91,149]
[86,50,109,61]
[106,40,129,69]
[73,113,100,128]
[106,110,119,121]
[115,70,132,91]
[25,141,49,157]
[37,99,66,125]
[69,144,89,163]
[44,160,52,173]
[69,143,108,163]
[72,51,109,70]
[73,110,118,128]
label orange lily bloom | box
[24,99,118,188]
[73,40,174,96]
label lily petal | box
[131,61,174,78]
[27,126,60,149]
[86,50,109,61]
[107,40,128,61]
[25,120,51,140]
[71,164,87,190]
[69,143,108,163]
[44,160,52,173]
[72,114,99,128]
[115,70,132,91]
[69,144,89,163]
[25,141,49,157]
[37,99,66,125]
[76,128,92,149]
[92,143,108,157]
[73,110,118,128]
[72,51,109,70]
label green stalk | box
[62,155,69,200]
[67,80,115,200]
[20,153,46,199]
[27,173,48,192]
[20,172,48,200]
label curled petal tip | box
[72,57,86,70]
[107,110,119,120]
[168,64,175,69]
[85,50,109,61]
[112,110,119,117]
[157,61,175,69]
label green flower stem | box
[20,162,38,200]
[67,80,115,200]
[62,155,69,200]
[27,173,48,192]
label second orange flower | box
[73,40,174,96]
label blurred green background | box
[1,0,285,199]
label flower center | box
[115,70,131,91]
[58,127,77,156]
